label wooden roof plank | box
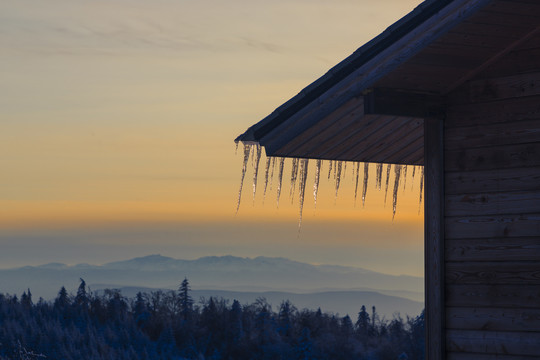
[273,97,364,155]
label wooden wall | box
[444,40,540,358]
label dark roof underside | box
[236,0,540,165]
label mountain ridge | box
[0,254,423,316]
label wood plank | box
[425,117,445,360]
[445,167,540,195]
[438,30,517,49]
[453,19,528,39]
[272,114,388,159]
[446,237,540,262]
[364,88,443,118]
[468,72,540,102]
[383,133,423,165]
[445,119,540,151]
[445,142,540,172]
[446,284,540,308]
[274,97,364,155]
[445,213,540,239]
[445,190,540,216]
[353,125,423,164]
[483,0,540,16]
[448,353,540,360]
[446,261,540,285]
[479,47,540,78]
[447,307,540,332]
[446,94,540,126]
[467,10,540,28]
[374,63,467,93]
[394,143,424,165]
[323,117,419,160]
[447,329,540,356]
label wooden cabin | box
[236,0,540,358]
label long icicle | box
[298,159,309,232]
[236,143,252,214]
[354,162,361,206]
[402,165,408,191]
[262,156,272,204]
[334,161,343,202]
[327,160,333,180]
[392,165,402,220]
[252,144,262,204]
[269,157,276,191]
[418,166,424,214]
[342,162,347,181]
[384,164,392,206]
[362,163,369,207]
[313,159,322,208]
[376,163,383,190]
[276,157,285,208]
[290,158,299,202]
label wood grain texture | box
[479,47,540,78]
[445,119,540,151]
[446,284,540,308]
[447,329,540,356]
[446,237,540,262]
[445,190,540,216]
[447,307,540,332]
[446,95,540,126]
[425,117,445,360]
[445,142,540,172]
[445,213,540,239]
[445,167,540,194]
[467,72,540,102]
[446,261,540,285]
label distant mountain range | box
[0,255,424,317]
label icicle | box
[376,163,383,190]
[276,157,285,208]
[342,162,347,180]
[334,161,343,202]
[262,156,271,203]
[236,143,252,213]
[252,145,262,204]
[392,165,402,220]
[313,159,322,208]
[269,157,276,191]
[250,145,255,169]
[418,166,424,213]
[362,163,369,207]
[333,160,338,180]
[298,159,309,231]
[290,158,300,201]
[384,164,392,206]
[354,162,361,206]
[402,165,408,191]
[235,142,239,155]
[327,160,333,180]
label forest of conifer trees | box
[0,279,424,360]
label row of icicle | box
[236,143,424,230]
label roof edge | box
[235,0,456,143]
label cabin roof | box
[235,0,540,165]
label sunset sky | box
[1,0,425,276]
